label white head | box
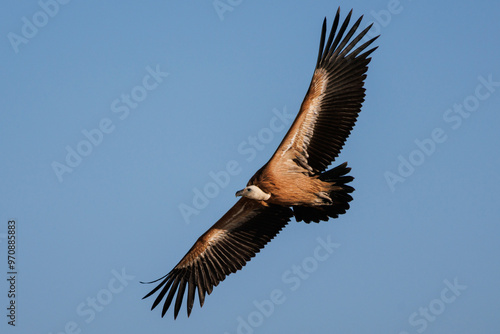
[235,185,271,201]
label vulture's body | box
[143,8,378,318]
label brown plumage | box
[143,8,378,318]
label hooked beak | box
[235,189,244,197]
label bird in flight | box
[143,8,378,318]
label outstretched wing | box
[268,9,378,174]
[142,198,293,318]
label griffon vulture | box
[143,8,378,318]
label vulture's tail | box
[293,162,354,223]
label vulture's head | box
[235,185,271,201]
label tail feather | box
[293,162,354,223]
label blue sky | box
[1,1,500,333]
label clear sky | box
[1,1,500,333]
